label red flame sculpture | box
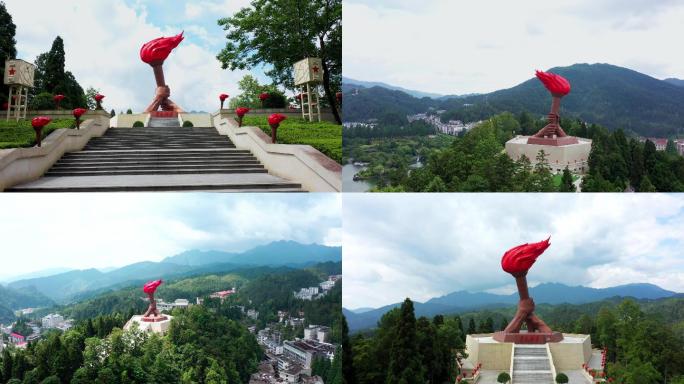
[493,237,563,344]
[31,117,52,147]
[235,107,250,127]
[528,70,578,146]
[142,279,167,322]
[268,113,287,143]
[53,94,65,109]
[73,108,87,129]
[140,32,184,114]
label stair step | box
[55,160,260,166]
[46,168,268,176]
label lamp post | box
[31,116,52,147]
[268,113,287,143]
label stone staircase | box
[512,345,554,384]
[9,122,302,192]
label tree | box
[386,298,424,384]
[638,174,656,192]
[342,315,357,384]
[217,0,342,124]
[229,74,287,109]
[32,36,86,109]
[0,1,17,105]
[666,139,678,156]
[85,87,99,110]
[559,167,574,192]
[110,109,115,117]
[497,372,511,383]
[555,373,569,383]
[531,150,555,191]
[467,318,476,335]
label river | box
[342,164,372,192]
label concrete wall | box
[0,115,110,191]
[180,113,212,127]
[110,113,148,128]
[218,108,338,123]
[548,334,592,371]
[506,136,592,174]
[465,335,513,371]
[212,112,341,192]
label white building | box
[157,299,190,312]
[42,313,65,329]
[294,287,319,300]
[304,325,331,343]
[247,309,259,320]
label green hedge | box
[0,119,76,149]
[240,116,341,164]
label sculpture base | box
[493,330,563,344]
[141,315,168,323]
[124,314,173,335]
[150,111,178,118]
[527,136,579,146]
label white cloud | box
[343,0,684,94]
[343,194,684,309]
[0,194,341,280]
[6,0,255,112]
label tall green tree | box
[342,315,357,384]
[217,0,342,124]
[31,36,86,109]
[386,298,424,384]
[559,167,574,192]
[0,1,17,104]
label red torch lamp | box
[268,113,287,143]
[219,93,229,110]
[259,92,270,108]
[73,108,87,129]
[94,94,105,110]
[53,94,65,110]
[31,116,52,147]
[236,107,250,127]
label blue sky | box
[6,0,278,112]
[343,193,684,309]
[0,194,342,281]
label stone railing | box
[23,109,110,121]
[211,112,341,192]
[0,115,110,191]
[546,342,558,381]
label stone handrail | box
[0,116,110,191]
[211,112,341,192]
[546,342,558,382]
[509,343,515,383]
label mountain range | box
[343,77,445,99]
[344,63,684,137]
[3,241,341,305]
[343,282,679,332]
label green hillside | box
[344,63,684,137]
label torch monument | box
[493,237,563,344]
[123,279,173,334]
[505,70,592,174]
[140,32,185,115]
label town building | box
[247,309,259,320]
[294,287,319,300]
[42,313,65,329]
[303,325,331,343]
[157,299,190,312]
[209,288,236,301]
[283,339,336,369]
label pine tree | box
[559,167,574,192]
[386,298,424,384]
[467,318,476,335]
[342,316,357,384]
[639,175,656,192]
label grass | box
[552,172,579,187]
[0,119,76,149]
[240,115,342,164]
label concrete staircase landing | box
[9,125,302,192]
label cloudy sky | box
[5,0,271,112]
[343,194,684,310]
[343,0,684,95]
[0,194,341,281]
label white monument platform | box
[124,315,174,335]
[506,135,592,174]
[463,333,597,384]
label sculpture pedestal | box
[493,330,563,344]
[124,314,173,335]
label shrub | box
[29,92,55,110]
[263,91,287,108]
[182,120,194,127]
[497,372,511,383]
[132,121,144,128]
[555,373,569,383]
[126,109,133,114]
